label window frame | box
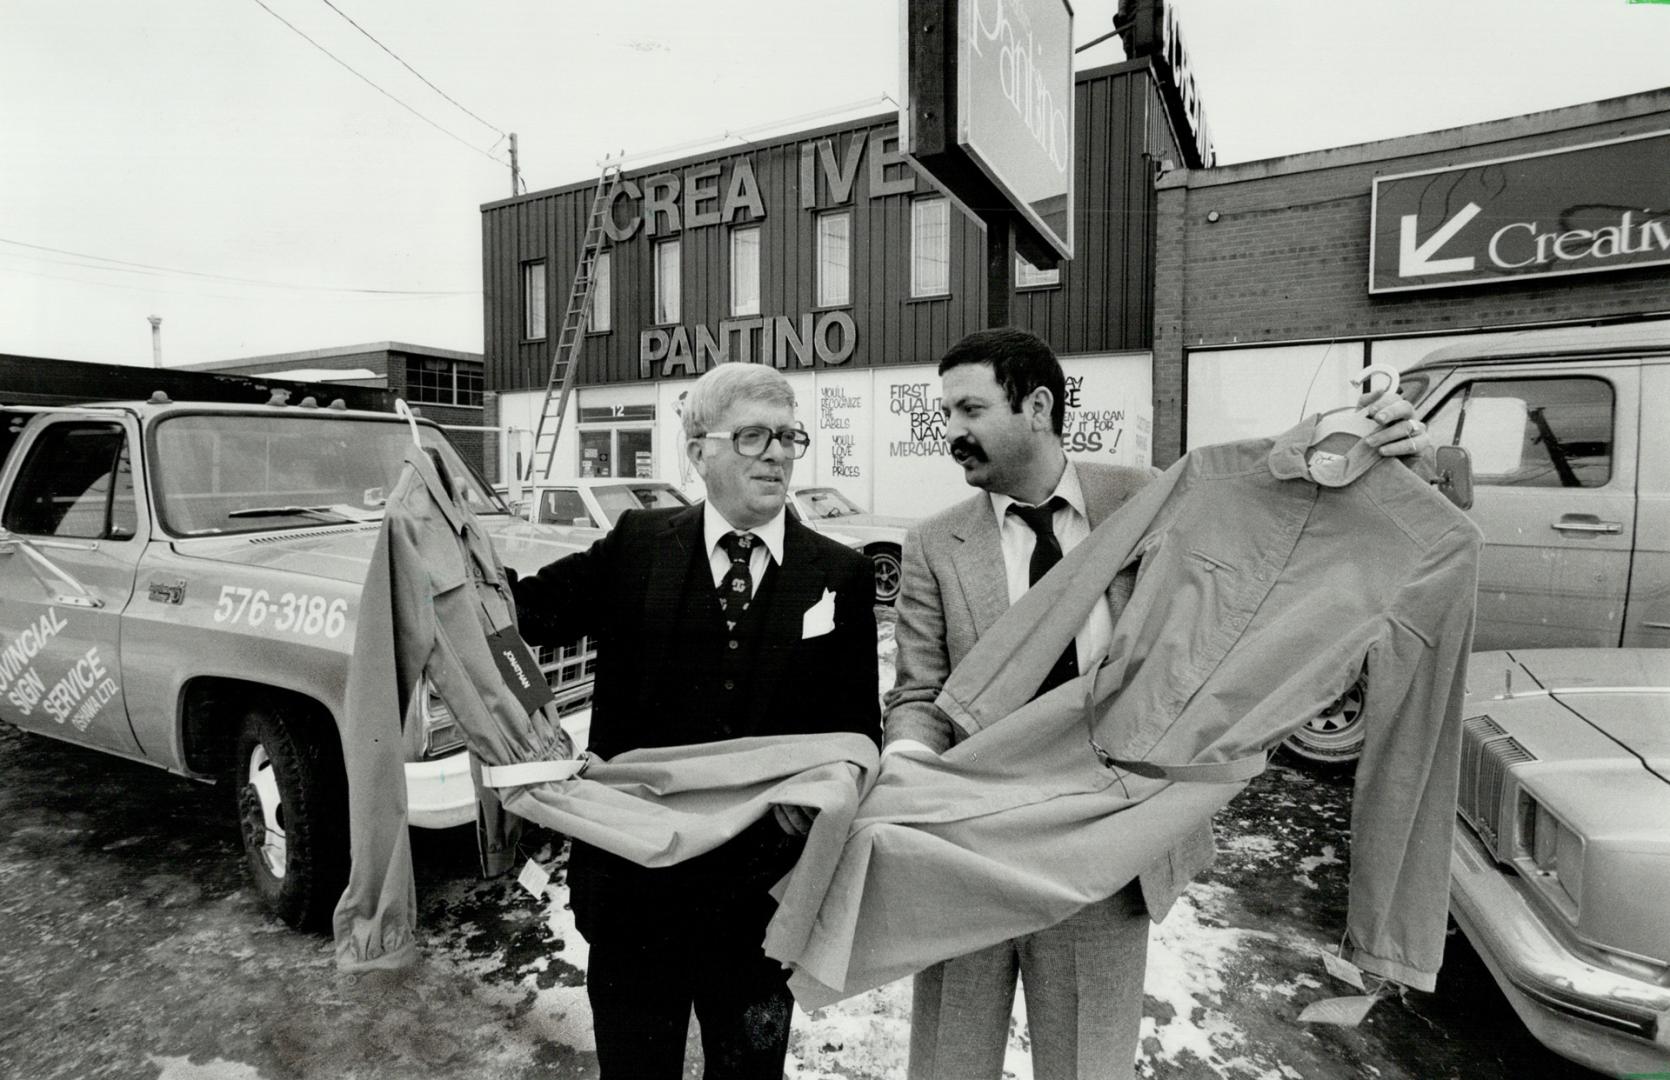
[1424,374,1616,489]
[1015,253,1061,290]
[654,239,682,325]
[817,211,852,308]
[407,358,484,408]
[910,197,951,299]
[2,421,137,541]
[522,260,548,341]
[729,226,762,317]
[587,250,612,334]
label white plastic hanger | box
[393,398,424,449]
[1308,364,1401,445]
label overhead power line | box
[316,0,506,138]
[0,237,477,296]
[247,0,508,169]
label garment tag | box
[486,626,555,716]
[516,858,552,899]
[1322,952,1367,990]
[1297,994,1379,1027]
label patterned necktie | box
[1007,497,1080,697]
[718,531,757,631]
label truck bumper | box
[1450,825,1670,1074]
[401,706,591,830]
[404,751,476,829]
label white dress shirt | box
[988,460,1114,674]
[703,501,786,596]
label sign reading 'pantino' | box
[1369,130,1670,294]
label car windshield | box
[797,487,865,519]
[589,483,692,526]
[152,413,507,536]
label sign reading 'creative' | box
[1369,130,1670,293]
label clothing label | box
[486,626,555,715]
[516,858,552,899]
[1322,951,1367,990]
[1297,994,1379,1027]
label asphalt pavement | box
[0,613,1608,1080]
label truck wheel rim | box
[246,745,288,878]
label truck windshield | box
[152,413,507,536]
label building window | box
[408,357,484,408]
[654,240,681,324]
[817,212,851,307]
[911,197,950,297]
[730,226,761,316]
[523,260,547,340]
[587,250,611,333]
[1015,253,1060,288]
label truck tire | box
[235,703,348,931]
[1280,670,1368,771]
[870,545,903,605]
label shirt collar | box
[704,501,787,564]
[989,458,1088,525]
[1267,415,1322,481]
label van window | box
[1424,377,1613,488]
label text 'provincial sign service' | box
[1369,130,1670,294]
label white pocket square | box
[801,588,837,639]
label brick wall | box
[1152,90,1670,463]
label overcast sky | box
[3,0,1667,369]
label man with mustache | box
[511,362,880,1079]
[884,327,1428,1080]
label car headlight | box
[418,680,467,759]
[1517,791,1583,913]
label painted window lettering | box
[212,585,349,639]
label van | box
[1283,322,1670,764]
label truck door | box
[0,418,143,754]
[1625,359,1669,647]
[1422,367,1639,650]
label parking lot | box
[0,612,1607,1080]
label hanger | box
[393,398,424,449]
[1308,364,1400,445]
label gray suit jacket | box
[883,460,1214,921]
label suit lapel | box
[743,517,823,726]
[947,495,1012,639]
[641,505,704,677]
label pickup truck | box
[0,394,596,930]
[1283,322,1669,765]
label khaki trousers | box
[907,883,1149,1080]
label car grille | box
[538,637,597,716]
[1456,714,1536,855]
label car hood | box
[1469,649,1670,775]
[815,512,914,531]
[170,516,596,584]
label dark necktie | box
[1007,498,1080,697]
[718,531,757,631]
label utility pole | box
[509,133,520,196]
[147,315,163,367]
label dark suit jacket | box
[512,503,881,941]
[883,461,1214,922]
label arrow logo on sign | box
[1399,203,1482,277]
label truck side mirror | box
[1434,445,1474,511]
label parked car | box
[1284,324,1670,765]
[788,486,914,604]
[0,397,596,931]
[1448,647,1670,1076]
[521,477,693,529]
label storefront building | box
[1153,89,1670,464]
[180,342,487,467]
[481,60,1194,516]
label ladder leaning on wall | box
[524,159,623,483]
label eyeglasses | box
[703,425,811,459]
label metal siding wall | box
[482,76,1161,393]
